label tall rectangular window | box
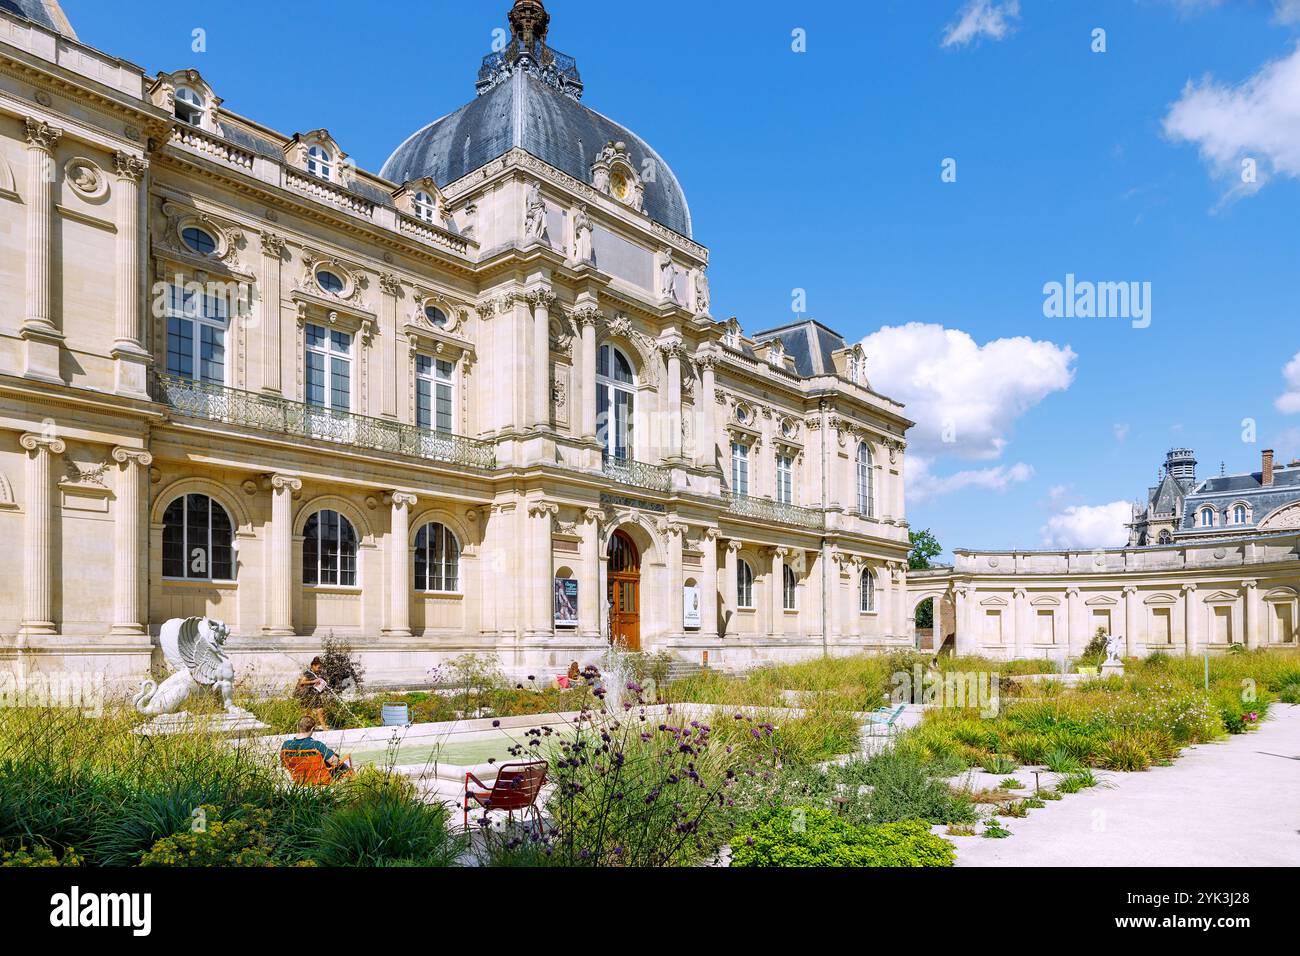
[305,323,352,411]
[731,442,749,497]
[416,355,455,433]
[166,284,227,384]
[776,454,794,505]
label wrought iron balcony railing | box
[602,454,672,494]
[155,375,496,470]
[723,493,826,531]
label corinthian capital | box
[24,117,62,153]
[525,288,557,309]
[19,433,66,455]
[570,305,602,328]
[112,151,149,182]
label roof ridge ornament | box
[477,0,584,101]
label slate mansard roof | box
[751,321,849,379]
[1181,463,1300,532]
[382,64,693,239]
[0,0,76,37]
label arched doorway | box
[607,529,641,650]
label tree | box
[909,529,943,631]
[908,528,942,571]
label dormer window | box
[413,191,437,223]
[181,227,217,256]
[316,270,345,295]
[307,145,333,181]
[1231,503,1250,525]
[175,87,204,126]
[1199,507,1216,529]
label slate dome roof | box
[381,1,692,238]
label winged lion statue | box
[133,617,241,716]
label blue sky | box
[61,0,1300,557]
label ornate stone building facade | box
[0,0,913,683]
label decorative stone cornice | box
[23,117,62,153]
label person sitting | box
[281,716,353,781]
[295,656,330,730]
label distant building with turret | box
[1129,448,1300,546]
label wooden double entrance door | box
[607,530,641,651]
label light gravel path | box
[953,703,1300,867]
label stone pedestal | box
[1101,661,1125,679]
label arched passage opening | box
[607,529,641,650]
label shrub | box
[858,749,977,826]
[1056,769,1097,793]
[311,774,462,867]
[1,844,83,867]
[1042,748,1083,774]
[980,755,1019,775]
[140,805,278,867]
[982,820,1011,839]
[1281,683,1300,705]
[730,807,955,868]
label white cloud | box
[1278,351,1300,414]
[909,456,1034,504]
[1277,0,1300,23]
[858,323,1077,461]
[1040,502,1133,549]
[1113,423,1131,442]
[1048,484,1070,502]
[941,0,1021,48]
[1163,44,1300,200]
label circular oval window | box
[182,227,217,256]
[316,270,345,295]
[425,305,448,328]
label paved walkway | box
[954,703,1300,867]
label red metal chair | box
[463,760,548,834]
[281,748,353,786]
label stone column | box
[893,565,908,643]
[1183,584,1199,657]
[665,521,685,635]
[828,554,844,639]
[260,233,287,393]
[577,309,599,441]
[701,528,720,641]
[110,447,153,636]
[771,548,787,638]
[697,356,717,470]
[385,492,417,637]
[266,475,301,637]
[111,152,150,397]
[529,290,555,428]
[954,586,974,655]
[378,275,401,418]
[724,540,740,637]
[579,509,603,639]
[527,501,557,638]
[1243,579,1260,650]
[1123,585,1139,656]
[19,432,64,636]
[21,118,64,383]
[1066,587,1081,655]
[1012,588,1029,659]
[662,339,683,462]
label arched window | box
[1232,504,1249,525]
[1157,530,1174,545]
[162,494,234,581]
[596,344,635,461]
[856,442,874,517]
[414,522,460,593]
[303,509,357,587]
[861,569,875,613]
[737,559,754,609]
[175,87,204,126]
[1199,507,1216,529]
[307,145,333,181]
[782,564,797,611]
[413,191,437,223]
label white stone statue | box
[524,181,548,243]
[572,204,593,263]
[693,270,710,315]
[134,617,245,717]
[1105,634,1124,665]
[659,249,678,303]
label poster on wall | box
[554,578,579,627]
[683,583,701,629]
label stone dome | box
[381,1,692,238]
